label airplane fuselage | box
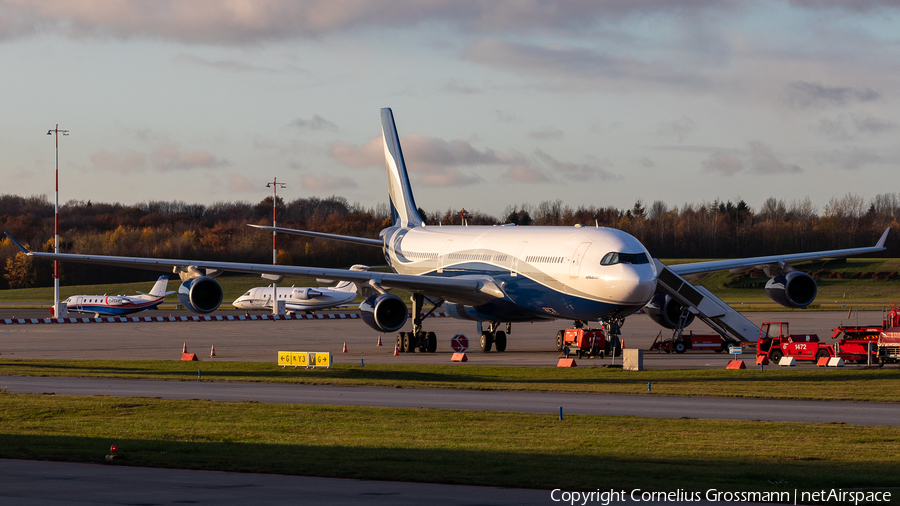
[63,295,164,316]
[381,224,658,322]
[233,286,357,312]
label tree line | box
[1,192,898,289]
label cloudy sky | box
[2,1,898,217]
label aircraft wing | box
[667,227,890,277]
[4,233,496,306]
[247,225,383,248]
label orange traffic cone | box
[210,345,216,357]
[377,335,383,346]
[393,344,400,356]
[342,341,348,353]
[182,342,187,353]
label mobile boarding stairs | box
[653,259,759,345]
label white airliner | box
[62,276,175,317]
[232,267,366,313]
[6,108,890,354]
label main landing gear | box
[395,293,443,353]
[479,321,509,353]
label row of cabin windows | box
[401,251,508,262]
[398,249,649,267]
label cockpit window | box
[601,252,649,265]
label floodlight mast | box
[47,125,69,319]
[266,178,287,315]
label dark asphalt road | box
[4,375,898,426]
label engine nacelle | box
[645,293,696,329]
[765,271,817,308]
[177,276,223,314]
[359,293,408,332]
[292,287,322,300]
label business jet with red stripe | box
[6,108,889,354]
[62,276,175,317]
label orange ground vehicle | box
[556,328,618,358]
[756,322,834,363]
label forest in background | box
[1,192,898,289]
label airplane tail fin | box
[335,265,370,292]
[381,108,423,228]
[148,276,170,297]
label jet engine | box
[177,276,223,314]
[292,287,322,300]
[645,293,695,329]
[765,271,817,308]
[359,293,408,332]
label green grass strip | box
[1,392,898,492]
[3,359,900,402]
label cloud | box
[638,157,656,169]
[656,116,696,142]
[0,2,745,43]
[495,110,522,123]
[501,165,552,184]
[331,133,621,186]
[528,127,564,141]
[748,142,802,174]
[815,114,896,142]
[174,54,291,73]
[90,144,225,173]
[330,134,499,187]
[300,173,358,192]
[440,80,482,95]
[90,148,146,174]
[227,172,257,193]
[533,150,621,182]
[814,148,885,171]
[331,134,510,170]
[150,144,227,171]
[702,152,742,176]
[784,81,880,109]
[461,38,707,91]
[291,114,339,132]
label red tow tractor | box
[756,322,835,364]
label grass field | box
[1,392,898,492]
[3,359,900,402]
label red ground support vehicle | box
[877,306,900,367]
[556,328,615,358]
[878,329,900,366]
[756,322,834,363]
[831,306,900,363]
[649,332,727,354]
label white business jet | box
[62,276,175,317]
[232,266,366,313]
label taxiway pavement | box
[0,309,884,368]
[3,375,899,426]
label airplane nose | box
[619,265,657,304]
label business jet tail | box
[381,107,423,228]
[143,276,172,297]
